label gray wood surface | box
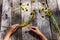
[1,0,60,40]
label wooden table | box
[1,0,60,40]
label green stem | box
[18,10,36,28]
[50,15,60,34]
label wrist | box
[4,32,11,40]
[39,34,47,40]
[39,33,44,37]
[37,32,43,36]
[6,31,12,37]
[4,31,12,40]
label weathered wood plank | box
[1,0,60,40]
[1,0,11,31]
[21,0,41,40]
[0,0,2,39]
[21,0,52,40]
[11,0,22,40]
[1,0,11,40]
[37,0,52,40]
[57,0,60,11]
[47,0,59,40]
[21,0,37,40]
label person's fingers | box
[14,24,19,29]
[12,24,18,29]
[11,24,19,29]
[8,24,19,34]
[30,28,36,32]
[29,26,38,30]
[31,26,37,28]
[29,26,37,29]
[12,27,17,33]
[12,24,19,30]
[8,24,19,31]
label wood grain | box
[1,0,60,40]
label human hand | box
[6,24,19,36]
[8,24,19,34]
[29,26,48,40]
[4,24,19,40]
[29,26,42,36]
